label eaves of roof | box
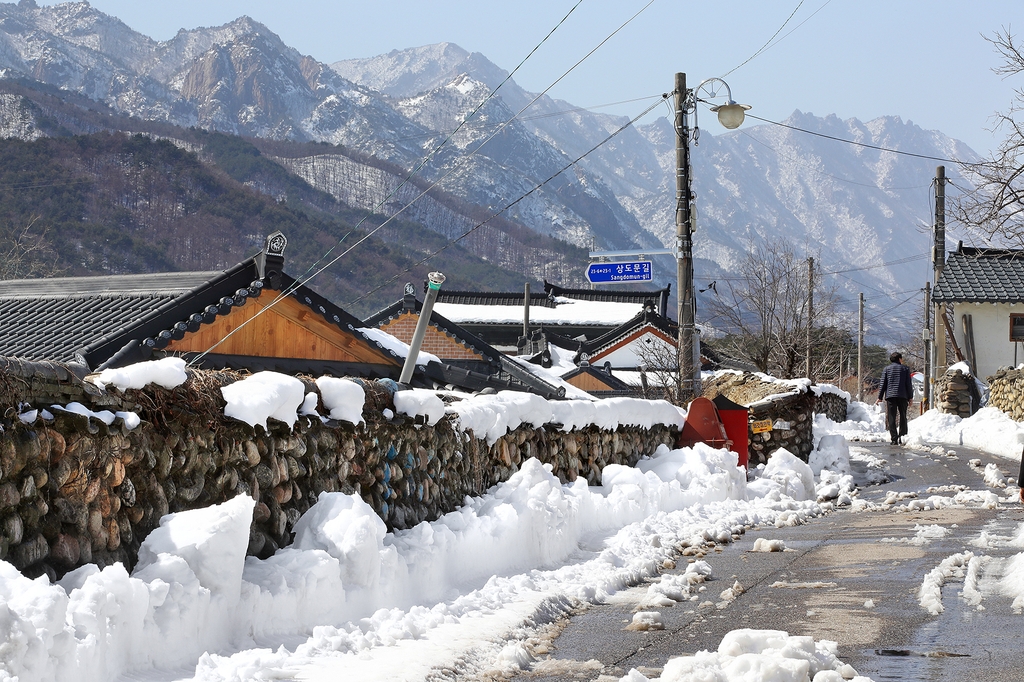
[933,248,1024,303]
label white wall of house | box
[951,301,1024,379]
[593,330,676,369]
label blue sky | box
[37,1,1022,155]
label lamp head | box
[710,101,751,129]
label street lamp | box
[675,73,750,403]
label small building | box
[932,245,1024,379]
[0,232,406,379]
[431,281,672,353]
[364,286,565,399]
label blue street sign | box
[586,260,653,283]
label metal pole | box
[857,292,864,402]
[675,72,696,403]
[399,272,446,384]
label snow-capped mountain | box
[0,1,980,337]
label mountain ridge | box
[0,2,983,342]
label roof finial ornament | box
[256,231,287,282]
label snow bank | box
[908,407,1024,460]
[621,628,865,681]
[221,372,305,429]
[93,357,188,390]
[0,439,833,682]
[314,376,365,424]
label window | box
[1011,314,1024,341]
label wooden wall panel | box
[167,296,399,365]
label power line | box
[745,113,970,164]
[348,96,669,306]
[736,127,934,191]
[720,0,806,78]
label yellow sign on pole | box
[751,419,773,434]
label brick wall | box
[379,313,485,361]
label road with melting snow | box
[508,441,1024,682]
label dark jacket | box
[878,361,913,400]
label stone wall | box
[813,392,849,423]
[0,362,676,580]
[986,366,1024,420]
[746,392,816,466]
[702,372,847,466]
[935,367,979,417]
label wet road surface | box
[508,441,1024,681]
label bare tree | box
[704,241,840,379]
[0,217,61,280]
[954,28,1024,241]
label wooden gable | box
[166,295,400,366]
[565,370,622,393]
[378,311,485,362]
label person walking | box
[877,351,914,445]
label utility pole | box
[933,166,946,382]
[805,256,814,380]
[675,72,697,403]
[924,282,931,412]
[857,292,864,402]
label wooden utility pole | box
[933,166,946,380]
[805,256,814,380]
[924,282,931,411]
[675,72,697,402]
[857,292,864,402]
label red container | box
[712,394,749,469]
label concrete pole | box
[857,292,864,402]
[805,257,814,380]
[924,282,931,411]
[934,166,947,378]
[675,72,696,403]
[399,272,446,384]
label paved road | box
[510,441,1024,681]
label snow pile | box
[48,402,141,430]
[0,443,836,682]
[882,524,950,546]
[747,449,815,501]
[809,434,851,476]
[394,388,446,425]
[221,371,306,429]
[918,551,974,614]
[450,392,685,445]
[93,356,188,390]
[314,376,365,424]
[620,628,866,681]
[357,326,439,366]
[752,538,787,552]
[908,407,1024,460]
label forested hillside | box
[0,102,588,316]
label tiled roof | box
[365,295,565,399]
[0,273,216,363]
[932,247,1024,303]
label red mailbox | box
[712,394,749,469]
[677,397,732,451]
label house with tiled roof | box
[431,281,672,353]
[932,245,1024,379]
[0,232,408,380]
[365,286,566,399]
